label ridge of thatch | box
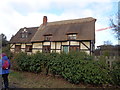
[47,17,95,26]
[31,17,96,42]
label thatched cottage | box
[10,16,96,55]
[9,27,38,53]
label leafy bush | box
[49,57,62,75]
[14,52,30,71]
[12,51,116,85]
[48,52,112,85]
[61,58,112,85]
[111,61,120,86]
[82,61,112,85]
[13,52,45,73]
[29,52,46,73]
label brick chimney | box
[43,16,47,25]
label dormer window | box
[21,33,25,38]
[44,34,52,41]
[67,33,77,40]
[45,36,51,41]
[21,33,28,38]
[21,27,28,38]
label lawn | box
[8,70,120,89]
[9,70,86,88]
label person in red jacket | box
[0,53,11,89]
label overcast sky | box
[0,0,119,47]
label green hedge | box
[12,51,119,86]
[111,61,120,86]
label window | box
[21,33,28,38]
[44,36,51,41]
[63,46,69,53]
[15,45,21,52]
[43,46,51,53]
[44,34,52,41]
[21,28,28,38]
[67,34,77,40]
[25,45,32,52]
[70,46,79,52]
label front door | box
[63,46,69,53]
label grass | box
[9,70,86,88]
[9,70,120,88]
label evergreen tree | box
[0,33,8,47]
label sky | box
[0,0,119,47]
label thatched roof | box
[10,27,38,43]
[31,17,96,42]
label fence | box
[94,56,119,68]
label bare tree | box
[110,14,120,41]
[104,40,112,45]
[110,2,120,41]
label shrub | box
[29,52,45,73]
[111,61,120,86]
[61,59,112,85]
[13,52,46,73]
[48,52,62,75]
[49,51,112,85]
[13,52,30,71]
[12,51,115,85]
[82,61,112,85]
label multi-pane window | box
[44,34,52,41]
[44,36,52,41]
[43,46,51,53]
[21,28,28,38]
[67,34,77,40]
[25,45,32,52]
[70,46,79,52]
[62,45,79,53]
[21,33,28,38]
[15,45,21,52]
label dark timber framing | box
[10,39,93,55]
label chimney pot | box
[43,16,47,25]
